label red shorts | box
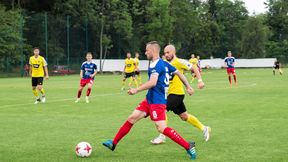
[80,78,94,87]
[136,99,166,121]
[226,68,236,75]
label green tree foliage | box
[1,0,288,73]
[240,15,270,58]
[266,0,288,61]
[0,4,25,70]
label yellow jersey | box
[29,55,47,77]
[169,58,192,95]
[125,58,135,73]
[189,58,198,66]
[134,57,139,68]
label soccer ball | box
[75,142,92,157]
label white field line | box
[0,92,123,109]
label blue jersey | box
[81,61,97,79]
[224,57,235,68]
[146,59,177,104]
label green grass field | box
[0,69,287,162]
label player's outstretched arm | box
[128,74,158,95]
[174,71,194,96]
[191,66,205,89]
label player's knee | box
[179,113,188,121]
[156,125,166,133]
[37,86,42,90]
[127,114,138,124]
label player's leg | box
[273,67,276,75]
[154,120,196,159]
[75,82,85,103]
[228,74,232,85]
[103,100,148,151]
[121,75,127,90]
[85,82,93,103]
[32,78,40,104]
[232,69,237,85]
[132,75,138,88]
[136,72,142,85]
[279,68,283,75]
[36,78,46,103]
[151,94,181,144]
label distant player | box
[151,45,210,145]
[103,41,197,160]
[273,59,283,75]
[224,51,237,86]
[29,47,49,104]
[189,54,200,83]
[121,52,138,90]
[134,52,142,85]
[75,52,97,103]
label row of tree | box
[0,0,288,71]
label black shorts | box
[124,72,135,78]
[32,77,44,87]
[274,65,280,69]
[135,71,140,75]
[166,94,186,115]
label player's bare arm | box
[191,65,205,89]
[80,70,83,79]
[174,71,194,96]
[29,65,32,77]
[44,66,49,80]
[128,74,158,95]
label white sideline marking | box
[0,92,123,109]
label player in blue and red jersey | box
[102,41,197,160]
[224,51,237,86]
[75,52,97,103]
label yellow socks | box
[32,89,38,97]
[137,75,142,85]
[40,88,45,96]
[187,114,205,131]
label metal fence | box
[1,12,127,77]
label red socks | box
[86,88,92,96]
[163,127,190,150]
[77,90,82,98]
[113,121,133,145]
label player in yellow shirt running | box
[189,54,200,83]
[151,45,211,144]
[29,47,49,104]
[122,52,138,90]
[134,52,142,85]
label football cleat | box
[203,126,211,142]
[150,134,166,145]
[34,98,41,104]
[102,140,116,151]
[41,96,46,103]
[85,96,89,103]
[75,98,80,103]
[186,142,196,160]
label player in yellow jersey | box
[29,47,49,104]
[189,54,200,83]
[151,44,211,144]
[121,52,138,90]
[134,52,142,85]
